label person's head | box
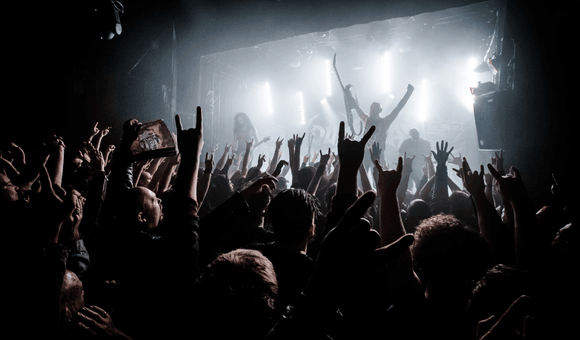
[412,214,493,303]
[370,102,382,117]
[449,191,477,232]
[246,166,262,183]
[268,188,321,247]
[404,199,432,234]
[195,249,278,339]
[297,166,316,190]
[0,172,19,203]
[409,128,420,142]
[234,112,253,133]
[114,187,163,233]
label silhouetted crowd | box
[2,104,576,339]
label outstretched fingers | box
[196,106,203,133]
[175,115,183,134]
[361,125,376,145]
[487,163,502,181]
[396,156,403,173]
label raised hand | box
[374,156,403,197]
[337,121,375,171]
[461,158,486,198]
[431,140,454,166]
[90,148,106,173]
[491,149,505,176]
[319,148,331,166]
[99,126,112,137]
[402,151,415,176]
[77,305,128,339]
[294,133,306,149]
[240,174,278,201]
[175,107,204,162]
[487,164,527,204]
[272,160,288,178]
[369,141,382,162]
[246,138,254,151]
[257,153,266,169]
[287,136,295,150]
[312,150,319,163]
[121,119,142,147]
[91,122,100,137]
[174,107,204,201]
[204,152,214,173]
[275,137,284,149]
[449,152,463,168]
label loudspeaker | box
[473,89,511,151]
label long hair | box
[233,112,254,135]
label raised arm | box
[488,164,539,268]
[93,125,111,152]
[133,158,152,187]
[374,157,423,302]
[173,107,204,203]
[269,192,414,340]
[197,152,214,207]
[462,158,513,264]
[430,140,454,214]
[354,105,368,126]
[155,154,179,195]
[107,119,142,196]
[240,138,253,178]
[289,133,306,188]
[307,149,330,196]
[336,122,375,197]
[386,84,414,121]
[397,152,414,205]
[214,143,231,174]
[267,137,283,175]
[145,157,165,191]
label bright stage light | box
[298,92,306,125]
[264,82,273,115]
[380,51,391,94]
[464,58,479,111]
[419,79,428,122]
[325,59,333,96]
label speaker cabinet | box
[473,89,511,151]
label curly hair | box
[412,214,493,284]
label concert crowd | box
[1,94,576,339]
